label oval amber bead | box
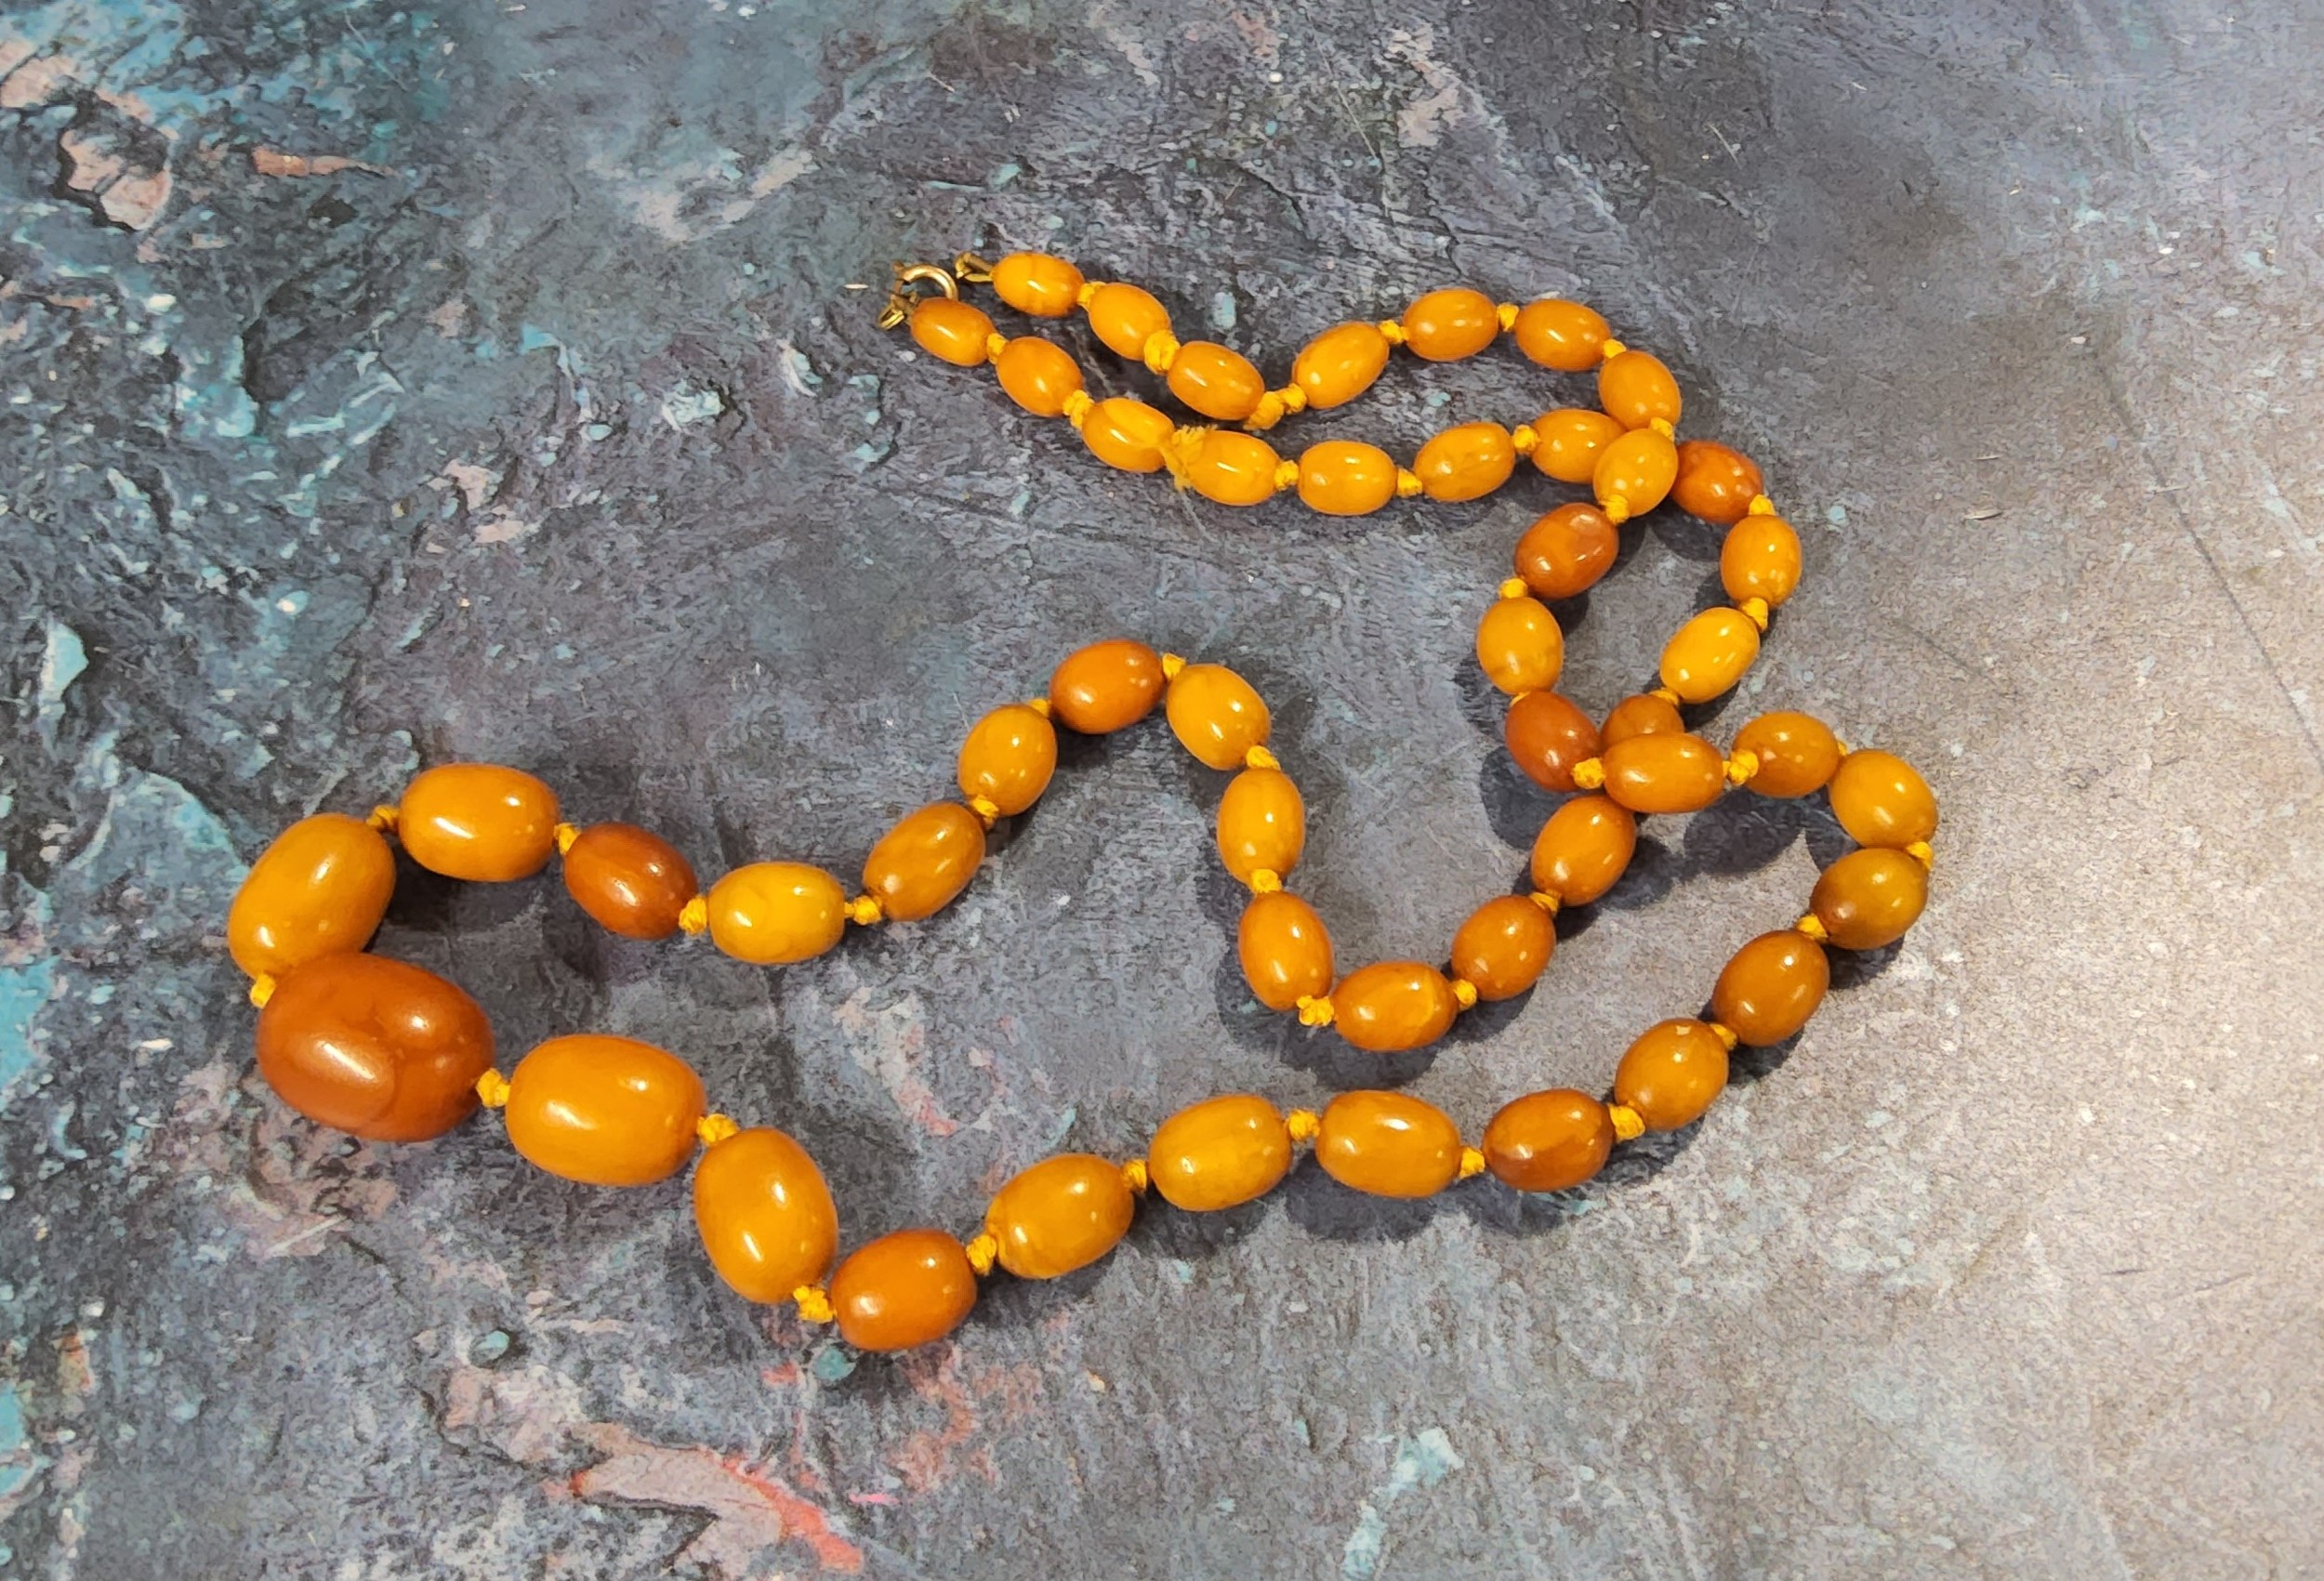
[1475,595,1565,696]
[1298,441,1398,516]
[830,1229,977,1351]
[693,1126,839,1303]
[1183,430,1282,507]
[1829,750,1939,848]
[706,861,849,965]
[1167,341,1265,423]
[1237,890,1333,1011]
[1529,794,1636,905]
[1402,287,1500,361]
[1811,848,1929,950]
[1450,894,1555,1001]
[1712,930,1829,1047]
[1504,691,1601,793]
[1081,397,1175,473]
[1332,961,1459,1052]
[957,703,1058,817]
[1149,1094,1292,1212]
[990,251,1083,318]
[994,336,1083,417]
[1216,767,1304,884]
[256,953,493,1141]
[1721,514,1803,606]
[1614,1019,1729,1132]
[1532,407,1626,484]
[1292,322,1392,409]
[1166,663,1270,770]
[1659,606,1762,704]
[1086,282,1171,359]
[1733,711,1841,797]
[1671,440,1763,523]
[1513,503,1619,600]
[1483,1089,1613,1192]
[1599,349,1682,429]
[863,802,986,921]
[399,764,561,883]
[1602,692,1684,746]
[228,811,397,979]
[984,1153,1136,1279]
[1593,426,1678,518]
[909,296,997,367]
[504,1034,706,1187]
[1413,422,1516,502]
[1316,1090,1463,1198]
[1513,298,1610,372]
[1049,639,1165,733]
[562,823,698,941]
[1601,732,1727,815]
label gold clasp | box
[952,252,995,283]
[876,261,959,330]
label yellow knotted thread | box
[846,894,885,927]
[1527,890,1562,915]
[1076,279,1103,309]
[964,1232,1000,1277]
[1272,459,1302,493]
[475,1071,511,1110]
[553,822,581,856]
[1062,389,1095,429]
[1248,868,1283,894]
[696,1113,741,1148]
[1608,1104,1645,1141]
[1746,494,1776,516]
[1497,576,1530,600]
[366,804,400,834]
[1906,839,1935,869]
[1495,301,1521,331]
[984,331,1010,362]
[1160,652,1187,681]
[1025,697,1052,718]
[1457,1147,1487,1180]
[1570,758,1607,791]
[1600,337,1628,362]
[1450,978,1480,1011]
[1158,425,1211,489]
[1724,750,1761,787]
[1286,1108,1321,1143]
[968,795,1003,829]
[1376,319,1407,346]
[677,895,710,935]
[1296,995,1335,1028]
[1141,330,1181,375]
[248,973,277,1008]
[1649,687,1682,706]
[1602,494,1631,525]
[1248,385,1306,431]
[1395,468,1426,498]
[1648,417,1675,439]
[1510,423,1539,456]
[1736,597,1771,633]
[793,1285,835,1324]
[1706,1023,1740,1052]
[1833,738,1853,758]
[1121,1158,1150,1194]
[1245,744,1279,771]
[1795,913,1829,942]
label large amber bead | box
[1316,1090,1463,1198]
[1292,322,1392,409]
[1601,692,1684,746]
[1217,767,1304,884]
[984,1153,1136,1279]
[1298,441,1399,516]
[1512,298,1610,372]
[706,862,849,964]
[991,251,1083,318]
[1149,1094,1292,1212]
[1166,663,1270,770]
[863,802,985,921]
[957,703,1058,817]
[1504,691,1601,793]
[398,764,561,882]
[909,297,997,367]
[1086,282,1171,359]
[1592,427,1678,517]
[1333,962,1459,1052]
[1671,440,1763,523]
[1529,795,1636,905]
[1183,430,1281,507]
[1531,407,1626,483]
[562,823,698,941]
[1613,1019,1729,1131]
[1829,750,1939,848]
[1475,595,1565,696]
[1483,1089,1613,1192]
[830,1229,977,1351]
[1081,397,1174,473]
[1450,895,1554,1001]
[256,953,493,1141]
[692,1126,838,1303]
[1721,514,1802,606]
[1658,606,1762,704]
[1513,503,1619,600]
[1402,287,1500,361]
[1413,422,1517,502]
[1811,848,1929,949]
[229,812,397,979]
[1049,639,1165,733]
[1167,341,1265,423]
[1733,711,1841,797]
[1599,349,1682,429]
[1712,931,1829,1046]
[995,336,1083,417]
[1237,891,1333,1011]
[1601,732,1726,814]
[504,1034,706,1186]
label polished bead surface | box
[984,1153,1136,1279]
[504,1034,706,1187]
[1592,426,1678,516]
[1733,711,1842,797]
[1601,692,1684,746]
[1149,1094,1292,1212]
[1298,440,1399,516]
[1658,606,1763,704]
[1503,691,1602,793]
[1332,962,1459,1052]
[562,823,698,941]
[1721,514,1803,607]
[862,802,986,921]
[1614,1019,1730,1131]
[994,336,1083,417]
[1292,322,1392,409]
[1512,298,1611,372]
[1086,282,1171,358]
[229,811,397,979]
[706,862,849,964]
[1451,895,1555,1001]
[990,251,1083,318]
[830,1229,977,1352]
[1166,663,1270,770]
[1529,794,1637,905]
[255,953,493,1142]
[1216,767,1304,884]
[1413,422,1517,502]
[1183,430,1282,507]
[1811,848,1930,949]
[1483,1089,1614,1192]
[1237,891,1334,1011]
[1049,639,1165,733]
[398,763,561,883]
[1401,287,1500,361]
[1671,440,1764,523]
[1599,348,1682,429]
[1081,397,1174,472]
[1474,595,1565,697]
[692,1126,839,1304]
[1712,931,1830,1046]
[1601,732,1728,814]
[908,296,997,367]
[1531,407,1626,483]
[1316,1090,1463,1198]
[1167,341,1266,422]
[957,703,1058,817]
[1513,503,1619,600]
[1829,750,1939,848]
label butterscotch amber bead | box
[256,954,493,1141]
[1168,341,1266,423]
[957,703,1058,817]
[1712,931,1829,1046]
[229,812,397,979]
[1086,282,1171,359]
[1504,691,1601,793]
[1721,514,1803,607]
[1414,422,1517,502]
[1237,891,1333,1011]
[1513,298,1611,372]
[1475,595,1565,697]
[995,336,1083,417]
[1292,322,1392,409]
[1602,692,1684,746]
[1599,349,1682,429]
[1659,606,1762,704]
[1811,848,1929,949]
[990,251,1083,318]
[1733,711,1842,797]
[1614,1019,1729,1131]
[1829,750,1939,849]
[1332,962,1459,1052]
[1217,767,1304,883]
[1483,1089,1613,1192]
[1049,639,1165,733]
[830,1229,977,1351]
[1298,441,1399,516]
[1402,287,1500,361]
[693,1126,838,1303]
[1513,503,1619,600]
[984,1153,1136,1279]
[706,862,849,964]
[1532,407,1626,484]
[1671,440,1763,523]
[1593,427,1678,518]
[399,764,561,883]
[1601,732,1727,815]
[1529,795,1636,905]
[909,297,997,367]
[1316,1090,1463,1198]
[562,823,698,940]
[1149,1095,1292,1211]
[504,1034,706,1187]
[1183,430,1282,507]
[1451,895,1555,1001]
[1081,397,1175,472]
[1167,663,1270,770]
[863,802,986,921]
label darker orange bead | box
[1504,692,1602,794]
[863,802,986,921]
[693,1127,839,1303]
[1512,298,1610,372]
[1237,891,1334,1012]
[1600,732,1726,815]
[1167,341,1266,423]
[994,336,1083,417]
[1332,962,1459,1052]
[502,1034,706,1186]
[256,953,494,1142]
[1601,692,1684,746]
[1811,849,1929,950]
[1483,1089,1613,1192]
[1599,349,1682,430]
[1049,639,1166,733]
[561,822,699,940]
[1614,1019,1730,1131]
[1512,504,1619,601]
[1413,422,1517,501]
[909,297,997,367]
[1712,931,1829,1047]
[830,1229,978,1351]
[228,811,397,980]
[398,763,561,883]
[1733,711,1842,797]
[1671,441,1764,523]
[1401,287,1500,361]
[1529,795,1636,906]
[1316,1090,1464,1198]
[1450,895,1555,1001]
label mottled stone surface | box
[3,1,2320,1576]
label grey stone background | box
[2,0,2319,1576]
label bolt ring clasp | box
[876,261,960,330]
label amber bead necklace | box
[224,248,1939,1355]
